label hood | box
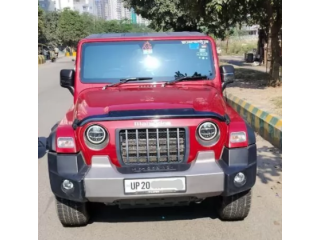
[75,85,227,120]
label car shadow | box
[256,145,282,184]
[220,58,248,67]
[219,56,265,69]
[219,56,271,90]
[88,198,219,224]
[228,68,271,90]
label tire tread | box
[218,189,252,221]
[55,196,89,227]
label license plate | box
[124,177,186,194]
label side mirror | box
[220,65,235,91]
[60,69,75,95]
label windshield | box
[80,40,215,83]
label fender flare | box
[47,121,59,152]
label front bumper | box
[47,144,257,203]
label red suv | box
[46,32,257,227]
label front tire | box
[55,196,90,227]
[217,189,252,221]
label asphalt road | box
[38,57,282,240]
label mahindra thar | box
[46,32,257,227]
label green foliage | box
[57,9,86,47]
[218,40,257,56]
[38,5,46,43]
[44,11,61,47]
[231,26,248,38]
[38,8,153,47]
[124,0,282,82]
[124,0,199,33]
[123,0,248,38]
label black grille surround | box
[116,127,189,166]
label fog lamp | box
[234,172,246,187]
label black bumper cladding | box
[219,144,257,196]
[47,152,89,202]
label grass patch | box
[219,61,269,82]
[219,61,229,66]
[235,68,270,81]
[217,39,257,56]
[271,96,282,117]
[271,96,282,109]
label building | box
[73,0,94,14]
[103,0,149,24]
[39,0,149,24]
[106,0,118,20]
[241,25,259,38]
[118,0,131,20]
[39,0,74,11]
[130,8,137,23]
[38,0,56,11]
[53,0,74,10]
[94,0,107,19]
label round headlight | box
[85,125,107,144]
[198,122,218,141]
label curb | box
[225,93,282,150]
[65,52,76,57]
[38,55,46,64]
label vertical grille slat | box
[167,128,170,162]
[136,129,139,162]
[119,128,186,165]
[146,129,149,163]
[177,128,180,162]
[156,129,160,163]
[125,130,129,160]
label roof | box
[85,32,207,39]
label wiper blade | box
[164,75,208,86]
[103,77,153,89]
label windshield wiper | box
[164,75,209,86]
[103,77,153,89]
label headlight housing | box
[84,124,108,150]
[198,121,218,141]
[196,121,220,146]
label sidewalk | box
[219,55,267,73]
[220,55,282,149]
[220,55,282,118]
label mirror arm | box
[222,82,227,92]
[67,86,74,96]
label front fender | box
[46,122,59,152]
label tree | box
[257,0,282,85]
[44,11,61,47]
[183,0,282,85]
[38,5,46,43]
[39,7,166,49]
[123,0,247,38]
[123,0,199,32]
[57,8,86,47]
[124,0,282,85]
[232,0,282,84]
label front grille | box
[119,128,186,165]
